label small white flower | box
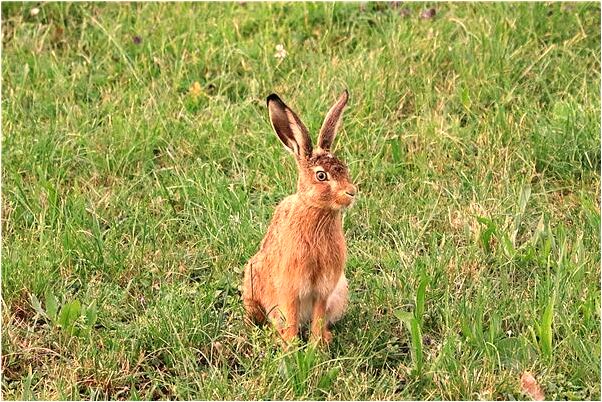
[30,7,40,17]
[274,44,287,60]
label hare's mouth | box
[335,193,356,209]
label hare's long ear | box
[267,94,312,158]
[317,90,348,152]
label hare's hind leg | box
[242,261,267,325]
[326,274,349,326]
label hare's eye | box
[316,171,328,181]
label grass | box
[1,1,600,400]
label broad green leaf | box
[58,299,81,335]
[501,233,516,258]
[540,291,556,359]
[30,293,45,317]
[477,216,496,253]
[44,288,58,322]
[84,302,98,328]
[518,184,531,213]
[410,317,424,374]
[415,273,429,324]
[394,310,413,324]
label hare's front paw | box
[277,328,300,350]
[278,325,299,342]
[311,329,332,345]
[321,329,333,344]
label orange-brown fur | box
[242,91,355,344]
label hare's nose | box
[345,185,357,197]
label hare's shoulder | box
[272,194,298,217]
[257,194,297,251]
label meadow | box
[1,2,600,400]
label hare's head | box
[267,91,356,210]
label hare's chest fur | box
[268,196,348,323]
[297,232,346,323]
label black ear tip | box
[266,93,281,107]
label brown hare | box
[242,90,356,344]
